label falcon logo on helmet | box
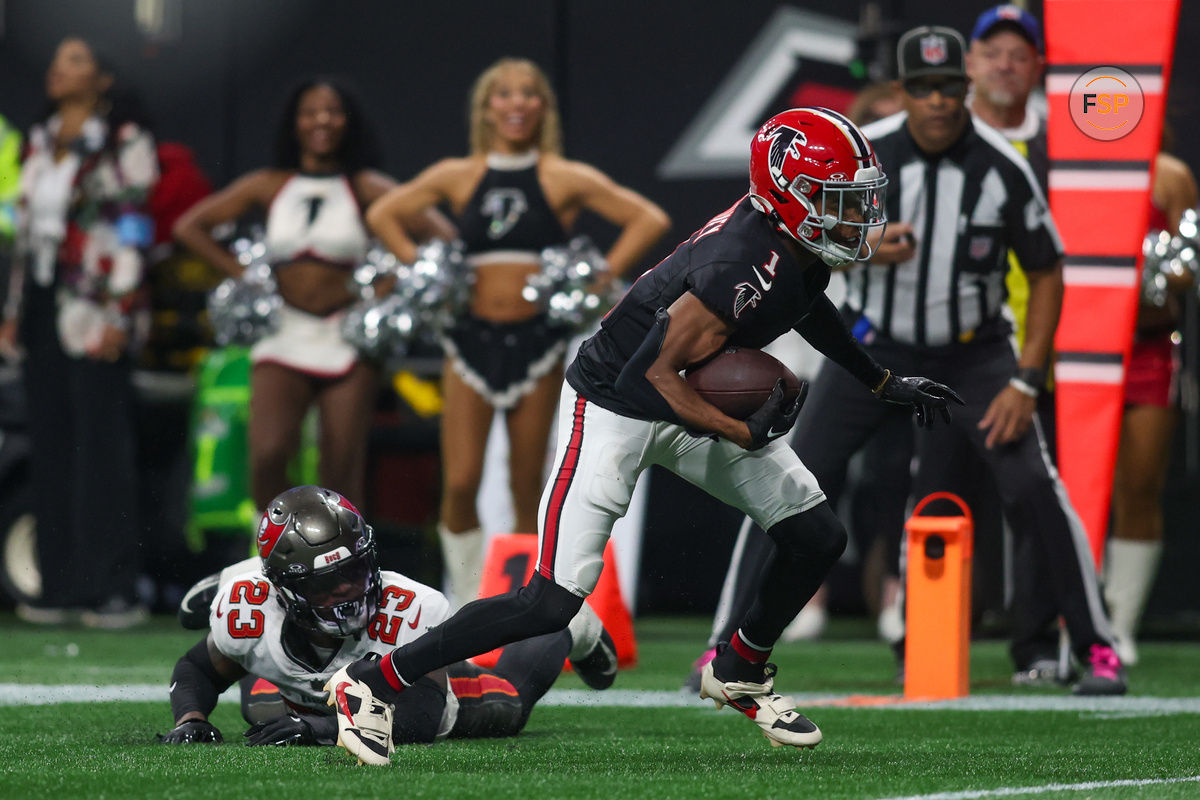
[748,107,889,267]
[765,126,807,193]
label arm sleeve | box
[612,307,683,423]
[793,294,888,389]
[169,637,237,722]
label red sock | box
[730,630,771,664]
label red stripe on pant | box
[539,394,588,580]
[449,673,519,699]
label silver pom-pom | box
[340,239,471,362]
[340,294,420,368]
[404,239,472,336]
[349,244,401,300]
[207,236,281,346]
[525,236,618,330]
[1141,229,1173,308]
[1140,209,1200,307]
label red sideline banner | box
[1046,0,1179,566]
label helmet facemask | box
[274,544,381,638]
[788,167,888,267]
[258,486,383,640]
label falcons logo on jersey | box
[732,281,762,319]
[766,125,807,192]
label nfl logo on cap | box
[920,34,947,65]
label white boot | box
[1103,538,1163,666]
[438,525,484,611]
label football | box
[684,347,803,420]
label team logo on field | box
[920,35,948,65]
[732,282,762,318]
[766,126,808,192]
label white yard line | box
[874,774,1200,800]
[3,684,1200,714]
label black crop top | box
[458,153,568,255]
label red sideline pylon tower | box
[470,534,638,670]
[1045,0,1180,566]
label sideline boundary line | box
[3,684,1200,713]
[874,774,1200,799]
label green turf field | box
[3,614,1199,799]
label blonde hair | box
[468,58,563,156]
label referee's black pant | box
[711,334,1115,664]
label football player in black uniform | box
[327,107,960,764]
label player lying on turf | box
[160,486,617,755]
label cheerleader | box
[366,58,669,606]
[174,77,453,510]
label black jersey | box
[568,196,855,420]
[458,154,568,254]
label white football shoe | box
[566,601,619,690]
[325,666,395,766]
[699,661,822,749]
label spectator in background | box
[1105,145,1198,665]
[2,37,158,627]
[366,58,669,608]
[846,81,905,128]
[173,78,454,513]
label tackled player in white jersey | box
[160,485,617,764]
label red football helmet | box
[749,107,888,266]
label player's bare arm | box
[643,292,755,446]
[979,259,1062,448]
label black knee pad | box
[514,573,584,634]
[767,502,848,564]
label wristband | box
[1014,366,1045,390]
[1009,377,1039,398]
[871,369,892,397]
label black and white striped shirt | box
[846,112,1063,347]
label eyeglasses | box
[903,78,968,99]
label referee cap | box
[897,25,967,81]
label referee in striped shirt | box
[700,25,1126,695]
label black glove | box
[875,370,964,428]
[745,379,805,450]
[244,714,320,747]
[158,719,223,744]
